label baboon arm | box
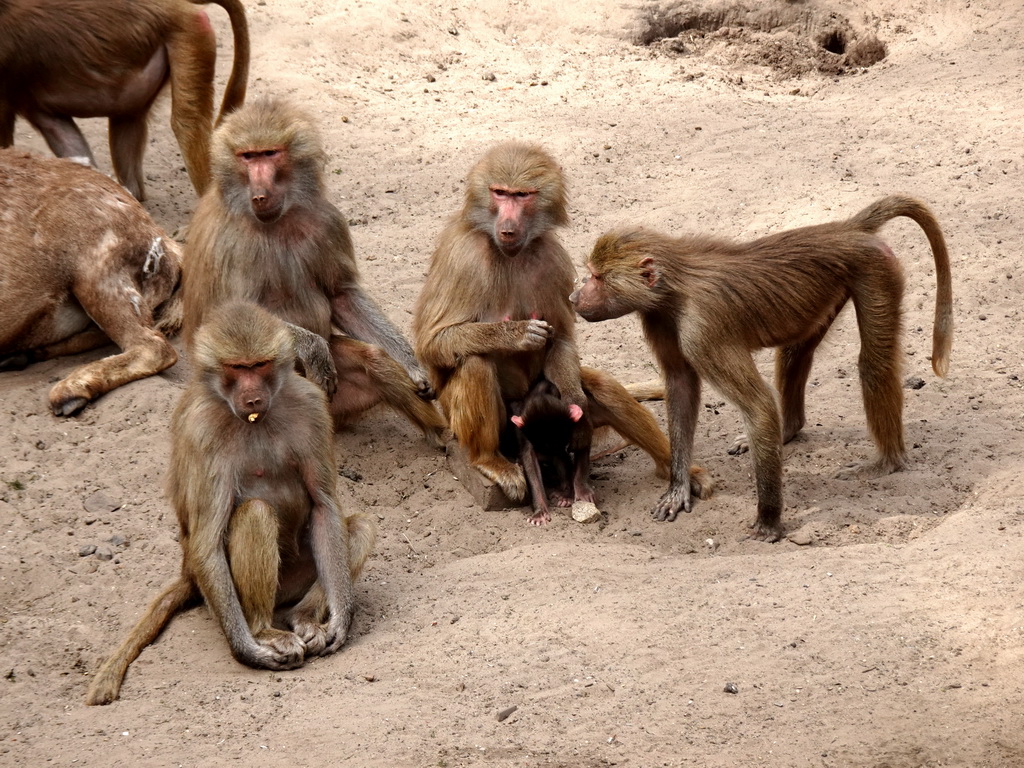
[420,319,544,369]
[644,316,702,521]
[186,494,261,665]
[520,441,550,518]
[543,335,590,450]
[543,335,586,407]
[303,460,353,654]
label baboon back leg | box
[774,311,838,444]
[581,367,711,498]
[582,367,669,474]
[845,273,907,476]
[109,113,151,201]
[166,15,216,194]
[49,258,178,416]
[227,500,280,635]
[439,354,526,501]
[330,336,446,446]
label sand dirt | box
[2,0,1023,765]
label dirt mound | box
[634,0,887,78]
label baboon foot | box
[475,457,527,502]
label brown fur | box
[0,0,250,200]
[85,302,376,706]
[573,195,953,541]
[0,149,182,415]
[414,142,590,501]
[414,141,708,504]
[182,96,445,444]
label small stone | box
[496,705,518,722]
[482,72,496,81]
[83,491,122,518]
[78,544,97,557]
[108,534,129,548]
[426,74,436,83]
[787,528,813,546]
[94,546,114,561]
[904,376,926,390]
[724,682,739,694]
[571,500,601,523]
[338,467,363,482]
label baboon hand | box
[322,611,352,656]
[517,319,552,351]
[246,629,306,670]
[749,518,784,543]
[650,481,692,522]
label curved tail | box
[204,0,250,123]
[85,577,199,705]
[851,196,953,377]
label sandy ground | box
[2,0,1024,765]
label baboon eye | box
[239,150,279,161]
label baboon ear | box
[511,415,525,428]
[639,257,660,288]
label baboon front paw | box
[252,629,306,669]
[748,519,784,543]
[293,620,329,657]
[528,509,551,526]
[650,485,690,522]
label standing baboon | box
[572,196,953,541]
[0,0,250,200]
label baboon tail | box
[622,379,665,401]
[204,0,251,122]
[84,577,199,706]
[852,196,953,377]
[345,512,377,582]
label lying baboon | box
[0,149,182,415]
